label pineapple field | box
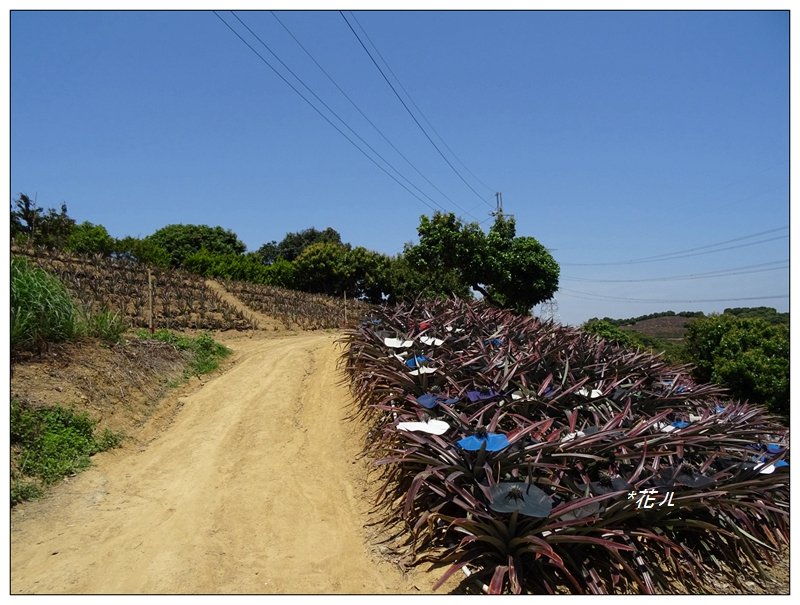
[11,246,369,332]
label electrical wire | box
[212,11,446,214]
[340,10,495,209]
[347,11,496,200]
[268,10,484,222]
[561,230,788,267]
[226,11,474,219]
[562,260,789,283]
[558,287,789,304]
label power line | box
[615,226,789,263]
[340,10,495,210]
[227,11,473,219]
[268,10,479,221]
[212,11,443,215]
[558,287,789,305]
[347,11,496,200]
[561,229,788,267]
[562,260,789,283]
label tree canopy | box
[684,314,789,417]
[256,227,343,264]
[403,212,559,314]
[146,224,247,268]
[11,194,76,249]
[66,221,114,256]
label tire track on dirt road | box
[10,332,442,594]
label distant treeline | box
[586,310,706,327]
[588,307,788,328]
[721,307,789,325]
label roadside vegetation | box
[11,400,123,506]
[583,309,789,418]
[134,329,231,378]
[10,255,231,506]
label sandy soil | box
[10,332,444,594]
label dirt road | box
[10,333,441,594]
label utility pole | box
[494,192,503,218]
[491,192,514,222]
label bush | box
[685,314,789,416]
[66,221,114,256]
[11,481,43,506]
[10,399,124,500]
[11,257,80,352]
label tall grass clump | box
[80,308,127,344]
[11,257,80,352]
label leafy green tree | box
[256,226,343,264]
[10,194,75,249]
[66,221,114,256]
[146,224,246,268]
[292,242,352,295]
[182,248,296,287]
[404,212,559,314]
[685,314,789,416]
[112,236,171,267]
[10,193,42,243]
[346,246,392,304]
[582,318,636,347]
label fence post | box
[148,268,154,334]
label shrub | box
[685,314,789,416]
[11,399,124,499]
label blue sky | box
[8,8,790,325]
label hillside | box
[12,246,372,332]
[619,315,697,342]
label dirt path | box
[10,332,443,594]
[204,278,290,334]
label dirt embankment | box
[10,332,447,594]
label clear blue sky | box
[9,9,790,325]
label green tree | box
[582,318,636,347]
[10,193,42,243]
[10,194,75,249]
[256,226,343,264]
[112,236,171,267]
[66,221,114,256]
[146,224,246,268]
[346,246,392,304]
[292,242,351,295]
[403,212,559,314]
[685,314,789,416]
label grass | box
[11,257,80,352]
[80,309,127,344]
[135,329,231,378]
[10,399,124,506]
[11,257,130,352]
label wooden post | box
[343,290,347,326]
[148,268,154,334]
